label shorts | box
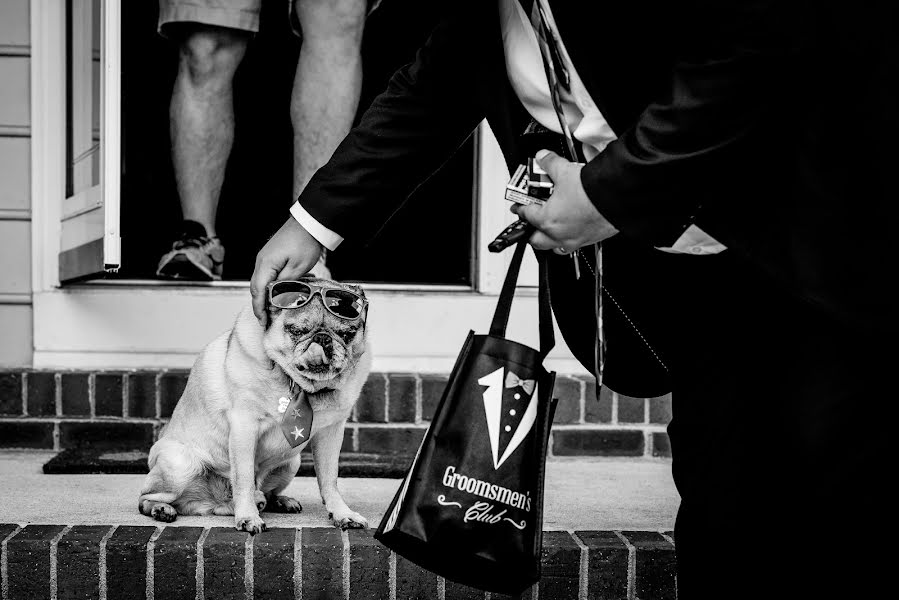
[158,0,381,38]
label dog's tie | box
[279,389,314,449]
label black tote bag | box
[375,241,557,595]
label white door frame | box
[29,1,585,374]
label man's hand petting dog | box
[512,149,619,253]
[138,276,371,533]
[252,217,323,327]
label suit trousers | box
[652,251,891,599]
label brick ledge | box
[0,524,676,599]
[2,369,674,459]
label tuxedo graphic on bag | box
[376,241,557,595]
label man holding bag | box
[251,1,896,597]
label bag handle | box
[489,240,555,358]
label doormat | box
[42,449,410,478]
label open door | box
[59,0,120,283]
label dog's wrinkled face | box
[263,277,368,392]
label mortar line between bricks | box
[577,377,586,424]
[146,526,163,600]
[611,391,619,424]
[343,422,430,430]
[98,525,118,600]
[244,533,254,600]
[21,372,27,416]
[388,550,396,600]
[0,416,161,423]
[154,373,162,420]
[1,525,22,600]
[195,527,211,600]
[55,373,62,417]
[414,374,423,424]
[569,531,589,600]
[0,417,667,429]
[659,531,676,547]
[548,423,669,431]
[294,529,302,600]
[122,374,130,418]
[341,529,350,600]
[53,421,60,451]
[613,531,636,600]
[89,373,96,418]
[49,524,72,600]
[383,374,390,423]
[437,576,445,600]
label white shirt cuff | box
[289,202,344,251]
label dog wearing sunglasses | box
[138,276,371,533]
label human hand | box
[511,150,618,254]
[251,217,323,325]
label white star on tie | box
[291,426,305,441]
[291,408,303,419]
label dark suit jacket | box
[297,1,899,390]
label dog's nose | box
[312,331,332,350]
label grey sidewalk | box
[0,451,679,531]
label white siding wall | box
[0,0,33,366]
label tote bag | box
[375,241,558,595]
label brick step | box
[0,524,676,599]
[42,448,414,478]
[1,370,673,459]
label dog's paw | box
[235,514,267,535]
[254,490,267,512]
[150,503,178,523]
[267,495,303,513]
[329,509,368,530]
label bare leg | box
[170,26,249,237]
[291,0,367,199]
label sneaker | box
[156,220,225,281]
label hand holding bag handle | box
[490,240,555,359]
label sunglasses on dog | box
[267,280,367,321]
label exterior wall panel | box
[0,1,30,47]
[0,0,32,367]
[0,57,30,128]
[0,138,30,211]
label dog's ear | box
[349,284,366,299]
[265,304,282,330]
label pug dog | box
[138,276,371,533]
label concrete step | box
[0,451,679,599]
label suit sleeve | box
[295,6,492,244]
[580,0,794,246]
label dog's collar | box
[280,372,334,397]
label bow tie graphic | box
[505,371,536,395]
